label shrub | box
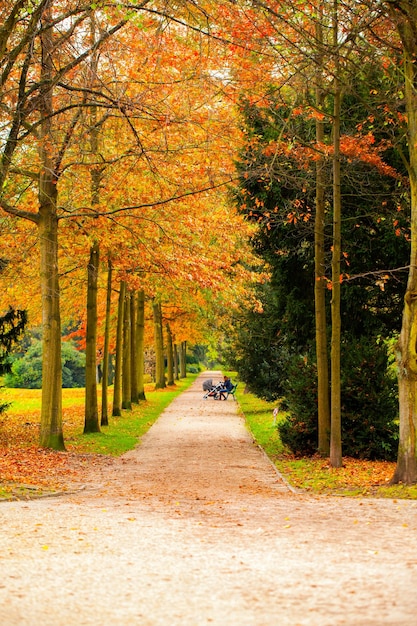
[5,341,43,388]
[5,338,85,388]
[278,354,318,456]
[277,338,399,461]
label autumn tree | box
[0,0,252,449]
[0,1,144,448]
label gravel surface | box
[1,371,417,626]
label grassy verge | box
[231,375,417,499]
[66,375,198,456]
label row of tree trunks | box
[112,282,149,415]
[86,268,191,425]
[112,280,125,417]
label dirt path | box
[0,371,416,625]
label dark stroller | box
[202,379,224,399]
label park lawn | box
[0,375,197,499]
[230,376,417,500]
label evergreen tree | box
[0,307,27,413]
[229,80,409,458]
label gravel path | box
[1,371,417,625]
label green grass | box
[65,375,198,456]
[229,373,417,499]
[236,392,284,458]
[3,387,86,411]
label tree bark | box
[130,290,138,403]
[38,3,64,450]
[174,343,179,381]
[122,289,132,409]
[314,9,330,456]
[153,301,166,389]
[180,341,187,379]
[166,323,175,386]
[85,13,101,433]
[387,1,417,483]
[39,208,64,449]
[135,290,146,401]
[101,258,112,426]
[112,280,125,416]
[330,0,342,468]
[84,241,100,433]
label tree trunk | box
[329,4,342,468]
[153,301,166,389]
[135,290,146,401]
[388,5,417,483]
[166,323,175,386]
[38,3,64,450]
[39,209,64,450]
[112,280,125,416]
[180,341,187,378]
[314,11,330,456]
[174,343,179,380]
[101,258,112,426]
[130,290,138,403]
[85,17,101,433]
[84,241,100,433]
[122,289,132,410]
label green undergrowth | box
[231,374,417,499]
[66,374,198,456]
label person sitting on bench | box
[217,376,234,400]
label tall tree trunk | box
[130,290,138,403]
[180,341,187,378]
[39,209,64,450]
[38,3,64,450]
[388,2,417,483]
[135,289,146,401]
[122,289,132,409]
[166,323,175,386]
[314,9,330,456]
[112,280,125,417]
[330,0,342,468]
[84,241,100,433]
[84,13,101,434]
[174,343,179,380]
[101,258,112,426]
[153,301,166,389]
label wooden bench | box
[226,383,238,400]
